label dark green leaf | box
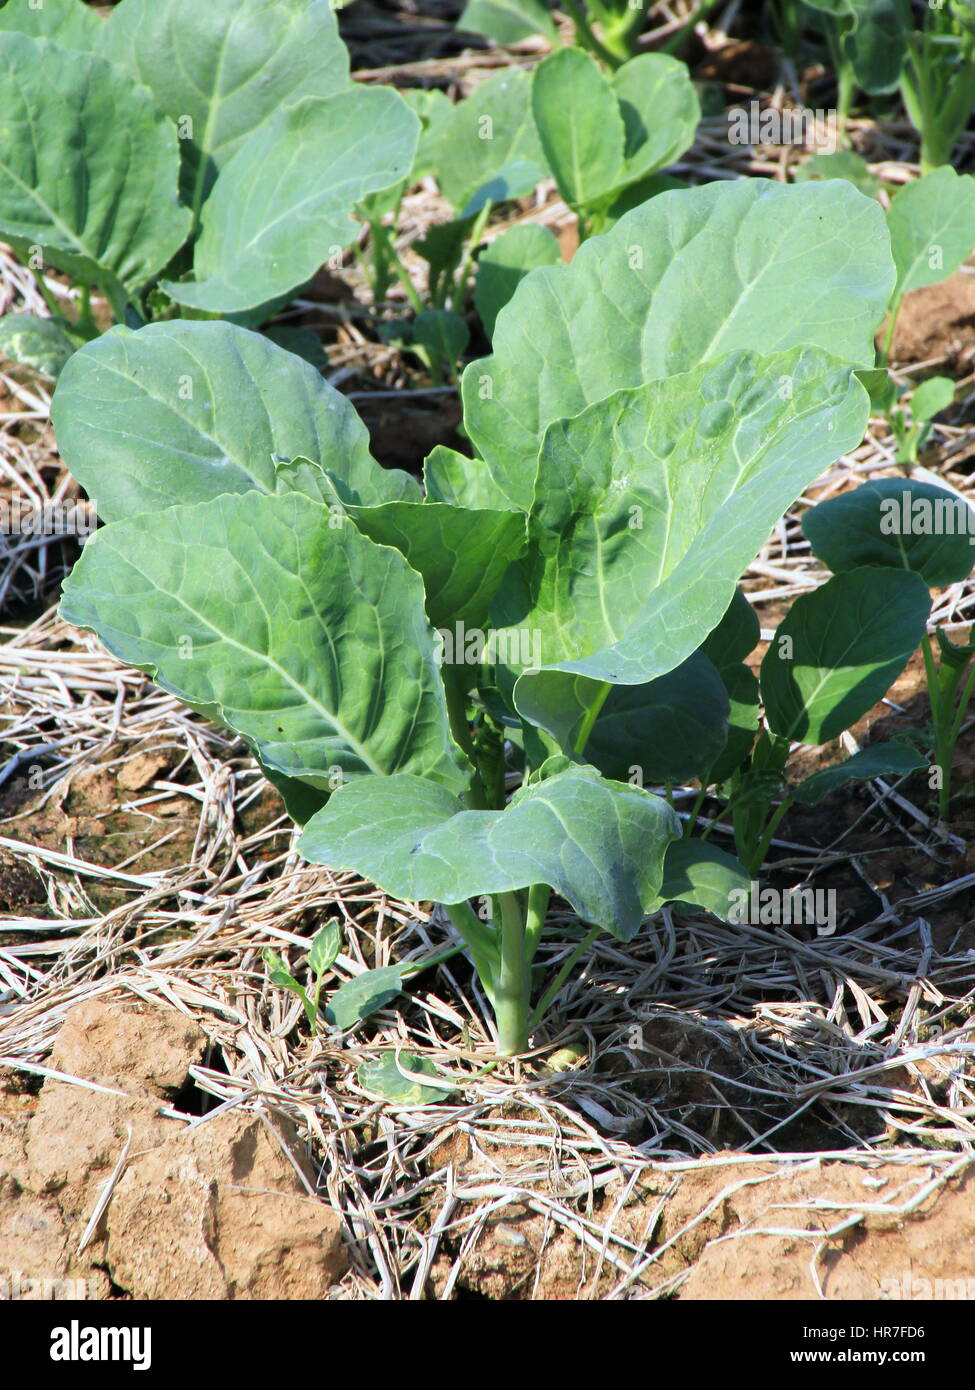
[325,963,413,1030]
[793,741,927,806]
[803,478,975,588]
[761,568,931,745]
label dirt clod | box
[1,1000,347,1300]
[107,1111,346,1300]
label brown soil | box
[1,999,346,1300]
[422,1119,974,1299]
[886,268,975,371]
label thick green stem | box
[444,676,490,809]
[494,891,530,1056]
[880,297,902,367]
[683,784,710,836]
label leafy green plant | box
[531,49,699,239]
[801,0,911,126]
[881,167,975,363]
[804,476,975,820]
[682,576,931,877]
[888,376,956,468]
[0,0,417,373]
[458,0,652,66]
[794,0,975,166]
[56,180,897,1057]
[900,0,975,171]
[357,69,551,375]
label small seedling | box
[263,921,342,1031]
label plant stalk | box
[493,891,531,1056]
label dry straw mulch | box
[2,0,975,1298]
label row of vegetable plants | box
[0,0,973,1065]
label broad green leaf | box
[100,0,349,216]
[0,34,191,306]
[911,375,954,423]
[887,168,975,301]
[0,0,101,47]
[474,225,561,340]
[793,151,882,198]
[308,921,343,979]
[699,589,761,782]
[300,764,682,941]
[60,491,471,794]
[432,68,549,215]
[843,0,910,93]
[51,321,417,523]
[803,479,975,588]
[412,310,470,371]
[699,586,760,669]
[357,1050,455,1104]
[794,741,927,806]
[0,314,78,377]
[705,663,760,782]
[423,445,517,512]
[463,179,895,506]
[583,653,729,785]
[531,50,624,209]
[164,87,419,313]
[761,568,931,745]
[608,54,700,191]
[458,0,557,43]
[325,964,413,1030]
[501,349,869,737]
[344,500,527,628]
[648,838,751,919]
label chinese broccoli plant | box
[531,49,699,238]
[804,476,975,820]
[458,0,663,68]
[57,180,896,1057]
[0,0,417,374]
